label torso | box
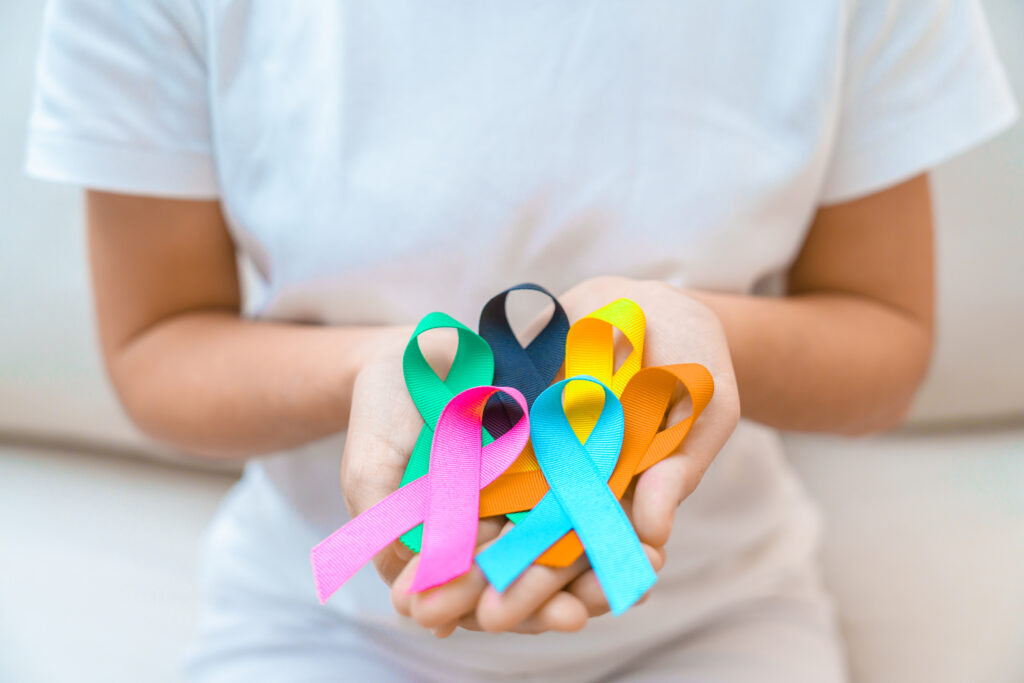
[199,0,843,671]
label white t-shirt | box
[27,0,1016,675]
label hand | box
[391,497,667,636]
[394,276,740,635]
[340,326,508,589]
[556,277,741,549]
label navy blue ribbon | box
[478,283,569,438]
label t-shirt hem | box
[24,130,220,199]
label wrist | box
[681,289,736,343]
[346,324,415,370]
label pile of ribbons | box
[310,284,714,616]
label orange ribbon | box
[478,298,714,568]
[537,362,713,566]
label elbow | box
[833,388,920,438]
[108,365,176,447]
[838,327,934,437]
[104,353,185,450]
[840,392,917,437]
[104,346,251,461]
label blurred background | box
[1,2,1022,682]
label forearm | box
[691,290,932,435]
[107,310,407,458]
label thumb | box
[630,451,705,548]
[630,388,739,547]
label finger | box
[565,544,665,617]
[631,445,715,548]
[373,540,414,587]
[407,564,490,629]
[457,613,485,631]
[474,552,592,633]
[507,592,588,634]
[392,517,507,626]
[390,554,417,617]
[432,620,459,639]
[631,390,739,547]
[459,592,589,635]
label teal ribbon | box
[475,376,657,615]
[398,312,495,551]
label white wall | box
[0,3,157,452]
[916,0,1024,424]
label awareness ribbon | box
[397,312,495,551]
[477,376,657,616]
[528,299,716,568]
[517,364,715,570]
[400,285,568,549]
[310,385,530,603]
[478,282,569,437]
[479,298,715,571]
[478,283,568,522]
[476,297,648,518]
[563,298,646,442]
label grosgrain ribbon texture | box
[397,312,495,551]
[311,287,715,619]
[536,363,714,567]
[477,283,569,522]
[527,299,715,568]
[477,297,649,518]
[310,385,530,603]
[477,376,656,615]
[400,285,570,544]
[478,283,569,437]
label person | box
[26,1,1017,681]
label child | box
[27,1,1016,680]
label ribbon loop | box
[476,376,656,616]
[479,283,569,437]
[536,363,714,567]
[564,298,646,442]
[477,298,648,516]
[477,283,569,522]
[311,385,529,603]
[398,312,495,550]
[401,286,569,545]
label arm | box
[693,173,934,435]
[87,190,405,458]
[88,188,662,636]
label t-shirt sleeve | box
[25,0,218,198]
[820,0,1018,204]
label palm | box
[341,341,507,587]
[341,353,425,583]
[345,278,738,635]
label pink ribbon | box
[311,385,529,603]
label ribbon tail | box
[573,494,657,616]
[476,495,571,592]
[310,479,428,604]
[408,525,475,593]
[593,551,657,617]
[409,486,481,593]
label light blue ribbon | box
[476,376,656,616]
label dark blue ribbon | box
[478,283,569,438]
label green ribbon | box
[398,312,496,551]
